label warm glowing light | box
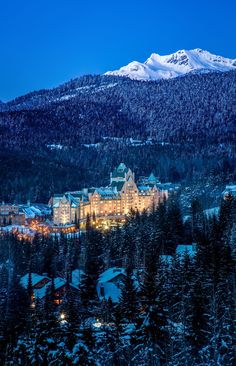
[59,312,67,324]
[93,319,102,328]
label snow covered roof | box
[225,184,236,190]
[95,188,118,198]
[159,255,173,264]
[21,207,36,218]
[156,183,180,191]
[99,267,126,283]
[1,225,26,232]
[71,269,84,288]
[148,173,157,182]
[34,277,66,299]
[18,204,51,218]
[34,284,50,299]
[21,272,81,299]
[21,273,50,288]
[112,163,129,178]
[110,181,124,192]
[176,244,197,258]
[138,185,151,191]
[222,184,236,197]
[204,207,220,217]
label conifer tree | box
[190,197,205,243]
[120,266,139,322]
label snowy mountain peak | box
[105,49,236,80]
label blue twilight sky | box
[1,0,236,101]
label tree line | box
[0,195,235,365]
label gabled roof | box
[110,181,124,192]
[21,273,50,288]
[33,277,66,299]
[98,267,125,283]
[117,163,127,171]
[97,268,141,303]
[112,163,129,178]
[148,173,156,182]
[176,244,197,258]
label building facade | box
[0,202,25,226]
[52,163,172,227]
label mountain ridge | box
[1,70,236,145]
[0,67,235,202]
[105,48,236,80]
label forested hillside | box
[0,71,236,202]
[1,71,236,144]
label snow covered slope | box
[105,49,236,80]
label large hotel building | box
[52,163,177,228]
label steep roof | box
[34,277,66,299]
[21,273,50,288]
[99,267,125,283]
[148,173,157,182]
[112,163,129,178]
[110,181,124,192]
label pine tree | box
[120,266,139,322]
[188,276,209,364]
[80,259,99,315]
[4,272,29,363]
[61,281,81,350]
[136,256,170,366]
[190,197,205,243]
[166,196,184,253]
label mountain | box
[0,69,236,202]
[105,49,236,80]
[1,71,236,144]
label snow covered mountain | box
[105,49,236,80]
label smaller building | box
[0,202,19,215]
[0,202,25,226]
[19,202,52,223]
[97,267,126,303]
[222,184,236,199]
[176,244,197,259]
[20,272,80,305]
[20,273,51,290]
